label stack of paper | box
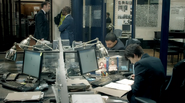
[116,79,134,85]
[72,94,104,103]
[103,82,131,91]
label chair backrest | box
[113,29,122,38]
[125,38,141,47]
[159,59,185,103]
[165,59,185,90]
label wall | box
[135,0,185,41]
[21,3,41,16]
[135,0,162,40]
[106,0,114,23]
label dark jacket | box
[106,17,111,23]
[108,38,125,50]
[34,10,49,40]
[129,53,165,102]
[59,14,74,45]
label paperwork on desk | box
[72,94,104,103]
[94,79,134,97]
[116,79,134,85]
[4,91,44,102]
[104,79,134,91]
[104,82,131,91]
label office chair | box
[125,38,141,48]
[135,59,185,103]
[114,29,122,38]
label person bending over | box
[124,44,165,103]
[105,33,125,50]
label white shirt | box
[109,65,117,71]
[41,9,46,14]
[65,14,70,18]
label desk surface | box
[0,56,129,103]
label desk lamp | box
[72,38,109,58]
[5,35,53,61]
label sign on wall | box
[115,0,132,33]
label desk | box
[0,54,129,103]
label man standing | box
[106,12,112,33]
[105,33,125,50]
[59,6,74,46]
[124,44,165,103]
[34,1,50,41]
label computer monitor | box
[22,50,43,79]
[77,48,99,74]
[122,24,130,32]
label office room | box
[0,0,185,102]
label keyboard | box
[109,74,125,82]
[2,81,38,91]
[90,77,112,86]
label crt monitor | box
[22,50,43,79]
[77,48,99,74]
[122,24,130,32]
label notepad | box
[104,82,131,91]
[116,79,134,85]
[4,91,44,102]
[72,94,104,103]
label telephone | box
[3,72,19,81]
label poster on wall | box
[115,0,132,33]
[170,6,185,31]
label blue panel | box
[71,0,83,41]
[90,0,106,45]
[131,0,136,38]
[160,0,171,75]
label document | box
[103,82,131,91]
[4,91,44,102]
[72,94,104,103]
[116,79,134,85]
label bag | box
[54,12,61,26]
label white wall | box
[135,0,162,40]
[135,0,185,41]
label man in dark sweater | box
[124,44,165,103]
[105,33,125,50]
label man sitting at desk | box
[124,44,165,103]
[105,33,125,50]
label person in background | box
[106,12,112,33]
[59,6,74,46]
[58,10,65,27]
[105,33,125,50]
[34,1,50,41]
[124,44,165,103]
